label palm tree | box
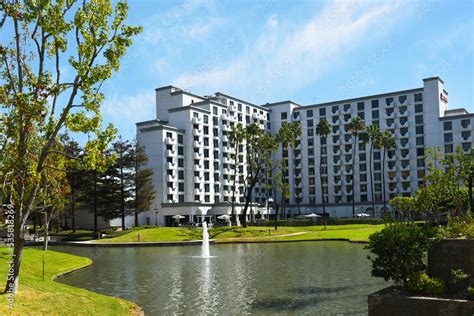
[348,116,365,217]
[380,130,396,212]
[366,124,381,215]
[316,119,331,218]
[229,123,245,225]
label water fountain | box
[201,221,211,258]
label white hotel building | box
[136,77,473,226]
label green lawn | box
[0,248,141,315]
[96,224,385,244]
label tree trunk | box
[352,135,357,218]
[382,149,387,212]
[43,211,49,251]
[274,204,279,230]
[71,180,76,232]
[241,189,253,228]
[134,211,139,227]
[320,147,325,215]
[369,143,375,215]
[120,152,125,230]
[469,171,473,214]
[93,173,98,233]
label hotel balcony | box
[193,140,202,147]
[223,179,231,186]
[332,109,340,115]
[401,175,411,182]
[333,149,341,155]
[194,176,202,183]
[344,179,353,185]
[401,186,411,193]
[399,99,408,106]
[344,158,353,164]
[167,187,177,194]
[193,152,203,160]
[166,162,175,169]
[401,164,410,171]
[193,164,202,172]
[193,129,202,136]
[295,163,302,169]
[295,153,302,160]
[388,164,396,171]
[192,116,202,124]
[222,124,231,132]
[221,135,229,142]
[296,143,301,150]
[164,137,176,145]
[343,138,352,145]
[396,132,409,139]
[332,118,340,125]
[166,174,176,182]
[333,178,341,185]
[389,186,397,194]
[223,168,231,175]
[334,189,342,196]
[386,101,395,108]
[461,124,471,130]
[166,149,175,157]
[400,141,409,149]
[223,146,232,153]
[385,111,395,119]
[345,189,353,195]
[398,109,408,117]
[462,136,472,142]
[223,190,232,196]
[295,173,302,179]
[343,107,351,114]
[252,112,260,120]
[387,155,396,162]
[223,157,232,164]
[398,120,409,128]
[333,169,342,176]
[194,188,201,195]
[343,169,353,176]
[343,117,351,124]
[343,148,352,155]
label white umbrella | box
[356,213,371,217]
[217,214,230,220]
[305,213,321,218]
[172,215,185,219]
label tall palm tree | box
[380,130,396,212]
[229,123,245,225]
[348,116,365,217]
[316,119,331,217]
[366,124,381,215]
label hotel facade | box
[136,77,473,226]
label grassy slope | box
[97,224,385,243]
[0,248,141,315]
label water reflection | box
[54,242,388,315]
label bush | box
[366,223,436,286]
[441,215,474,239]
[468,287,474,299]
[407,272,446,295]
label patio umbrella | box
[356,213,371,217]
[305,213,321,218]
[172,215,185,219]
[217,214,230,220]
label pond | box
[54,242,388,315]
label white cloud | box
[103,91,156,138]
[171,0,415,103]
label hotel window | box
[308,148,314,156]
[374,162,381,171]
[307,129,314,137]
[178,146,184,156]
[213,128,218,137]
[178,158,184,167]
[332,116,338,124]
[166,132,173,138]
[343,104,351,111]
[178,170,184,180]
[357,102,364,111]
[307,138,314,147]
[309,168,315,175]
[358,112,365,119]
[308,158,315,166]
[443,121,452,131]
[415,115,423,125]
[306,109,313,117]
[213,107,218,115]
[444,133,453,143]
[360,164,366,172]
[238,103,242,112]
[399,95,407,103]
[444,144,453,154]
[319,108,326,116]
[332,106,339,114]
[374,151,381,160]
[462,131,471,139]
[417,148,424,157]
[307,119,313,127]
[177,134,183,144]
[281,112,287,120]
[414,93,423,102]
[203,126,209,135]
[416,126,424,135]
[178,183,184,192]
[193,112,199,118]
[417,159,425,168]
[385,97,393,105]
[461,119,471,128]
[462,143,471,151]
[416,136,424,146]
[203,115,208,124]
[371,100,379,108]
[372,110,379,119]
[415,104,423,113]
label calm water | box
[54,242,388,315]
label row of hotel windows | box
[281,93,423,120]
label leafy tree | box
[134,143,155,227]
[112,138,135,229]
[229,123,245,225]
[380,130,396,213]
[390,196,416,222]
[276,121,302,218]
[366,124,381,213]
[241,124,278,227]
[348,116,365,217]
[316,119,331,216]
[0,0,141,292]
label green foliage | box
[440,215,474,239]
[390,196,417,221]
[468,286,474,298]
[407,272,446,295]
[366,223,435,286]
[450,269,470,284]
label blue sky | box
[99,0,473,140]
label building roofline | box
[136,120,185,133]
[262,100,303,108]
[423,76,444,84]
[168,105,211,114]
[439,113,474,120]
[154,85,177,91]
[214,92,269,111]
[294,87,424,111]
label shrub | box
[441,215,474,239]
[366,223,436,286]
[407,272,446,295]
[468,286,474,299]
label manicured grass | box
[0,248,141,315]
[97,227,203,243]
[97,224,385,243]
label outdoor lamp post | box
[154,205,159,226]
